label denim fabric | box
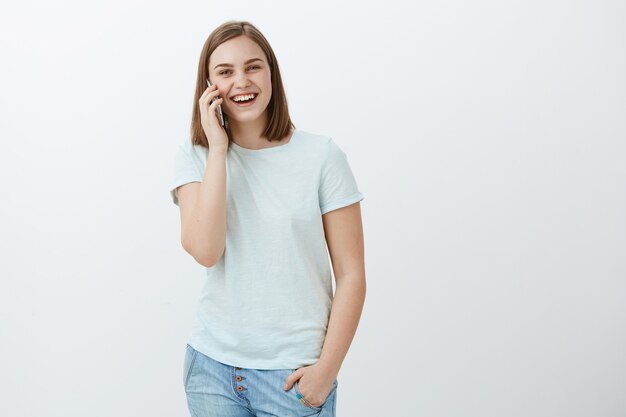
[183,344,338,416]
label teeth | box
[232,93,257,102]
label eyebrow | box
[214,58,264,70]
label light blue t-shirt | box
[170,129,364,369]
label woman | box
[170,20,366,416]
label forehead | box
[209,36,266,68]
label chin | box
[229,113,262,123]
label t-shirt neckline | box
[229,129,298,155]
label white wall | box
[1,0,624,416]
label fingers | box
[199,85,222,123]
[199,84,220,104]
[283,369,301,390]
[209,96,223,110]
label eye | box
[218,65,261,76]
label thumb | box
[283,369,301,391]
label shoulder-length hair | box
[190,20,295,149]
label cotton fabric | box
[170,129,364,369]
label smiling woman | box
[190,24,294,151]
[170,20,366,417]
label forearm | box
[317,276,366,378]
[183,148,227,266]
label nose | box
[232,71,251,87]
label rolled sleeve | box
[318,138,364,215]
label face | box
[207,36,272,124]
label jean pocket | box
[183,344,198,390]
[293,381,323,410]
[293,379,337,410]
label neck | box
[229,113,270,148]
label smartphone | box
[206,78,225,127]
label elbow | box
[189,249,218,268]
[181,238,223,268]
[196,255,217,268]
[197,248,224,268]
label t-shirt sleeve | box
[170,141,203,206]
[318,138,364,215]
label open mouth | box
[231,93,258,106]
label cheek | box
[258,72,272,90]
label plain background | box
[1,0,625,416]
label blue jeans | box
[183,344,338,416]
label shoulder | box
[175,138,208,160]
[293,129,341,159]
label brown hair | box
[190,20,295,149]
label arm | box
[176,147,227,267]
[317,201,366,378]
